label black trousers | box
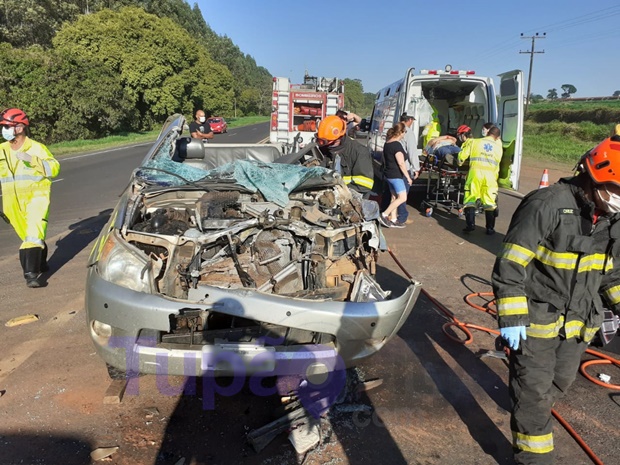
[509,336,588,465]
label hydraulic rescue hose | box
[387,247,619,465]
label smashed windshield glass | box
[137,135,334,206]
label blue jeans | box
[394,176,410,223]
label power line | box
[473,6,620,62]
[527,5,620,34]
[520,33,546,115]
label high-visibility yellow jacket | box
[0,137,60,247]
[458,136,502,208]
[492,177,620,342]
[422,120,441,147]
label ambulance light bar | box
[420,69,476,75]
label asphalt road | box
[0,126,619,465]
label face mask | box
[481,128,489,137]
[597,186,620,214]
[2,126,15,141]
[198,116,206,123]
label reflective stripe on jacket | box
[0,137,60,245]
[458,136,503,209]
[332,136,374,194]
[492,177,620,342]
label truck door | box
[497,70,524,191]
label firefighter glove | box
[500,325,527,350]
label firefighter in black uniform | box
[316,115,374,198]
[492,136,620,465]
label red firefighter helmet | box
[583,138,620,187]
[0,108,29,126]
[317,115,346,142]
[456,124,471,135]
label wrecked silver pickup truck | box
[85,114,421,380]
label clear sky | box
[197,0,620,98]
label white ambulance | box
[368,65,524,190]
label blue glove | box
[500,326,527,350]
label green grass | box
[530,100,620,110]
[522,120,612,164]
[48,116,270,157]
[523,132,591,165]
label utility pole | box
[520,32,546,116]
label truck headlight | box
[97,230,153,293]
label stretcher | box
[419,153,467,217]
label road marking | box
[62,143,152,161]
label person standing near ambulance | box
[457,125,502,234]
[492,136,620,465]
[0,108,60,287]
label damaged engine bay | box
[123,180,389,304]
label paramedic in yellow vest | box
[0,108,60,287]
[458,125,502,234]
[422,108,442,147]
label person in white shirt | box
[399,113,420,178]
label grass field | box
[530,99,620,110]
[523,101,619,164]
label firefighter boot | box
[20,247,43,288]
[462,208,476,233]
[485,210,496,235]
[41,242,49,272]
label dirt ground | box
[1,157,619,465]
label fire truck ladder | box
[273,77,292,146]
[325,93,340,118]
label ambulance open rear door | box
[497,70,524,191]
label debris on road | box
[288,418,321,455]
[103,379,127,404]
[5,314,39,327]
[90,446,119,461]
[356,378,383,393]
[247,400,315,453]
[477,349,508,361]
[598,373,611,384]
[144,406,160,418]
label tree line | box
[0,1,273,143]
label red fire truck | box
[270,73,344,154]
